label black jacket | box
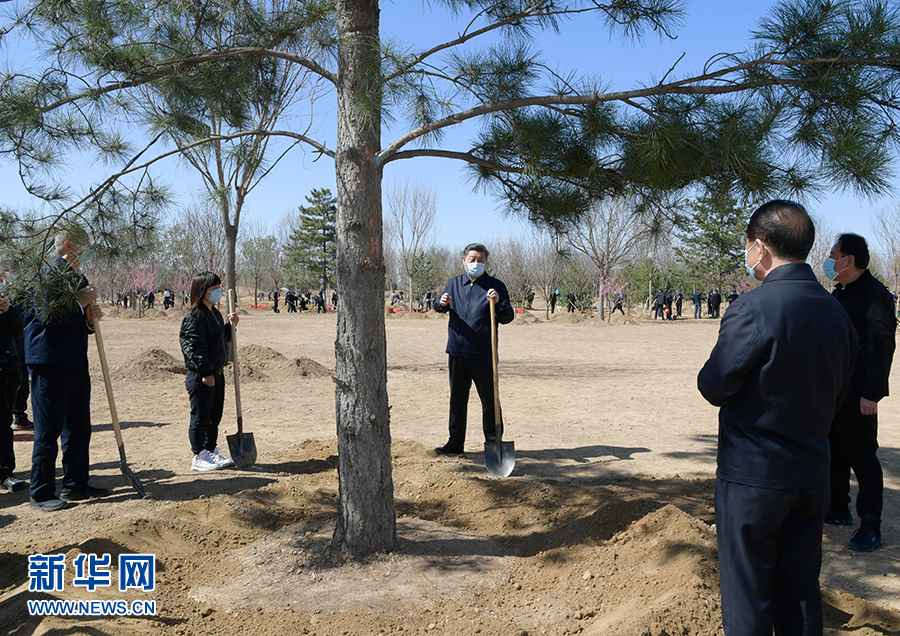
[833,270,897,403]
[180,306,232,376]
[0,307,21,374]
[434,273,514,358]
[698,263,857,490]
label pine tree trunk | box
[331,0,396,558]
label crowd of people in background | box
[264,288,336,314]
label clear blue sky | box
[0,0,895,248]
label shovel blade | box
[120,461,146,498]
[484,440,516,478]
[226,432,258,468]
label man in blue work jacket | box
[433,243,514,455]
[25,227,109,511]
[698,201,856,636]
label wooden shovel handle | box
[93,319,128,463]
[489,297,503,437]
[228,289,244,433]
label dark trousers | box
[447,355,497,449]
[694,304,702,319]
[0,369,17,479]
[612,304,625,316]
[29,366,92,501]
[187,371,225,455]
[829,400,882,525]
[716,479,825,636]
[13,363,28,416]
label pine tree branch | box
[384,1,677,82]
[379,53,900,161]
[382,148,527,173]
[57,129,332,226]
[31,47,335,115]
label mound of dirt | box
[513,311,542,325]
[582,505,722,635]
[231,344,332,381]
[114,348,186,380]
[6,437,899,636]
[558,312,589,324]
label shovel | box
[93,318,146,498]
[484,296,516,477]
[225,289,257,468]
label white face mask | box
[465,262,485,279]
[744,241,764,280]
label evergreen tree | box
[7,0,900,559]
[284,188,337,290]
[676,191,748,291]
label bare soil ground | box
[1,306,899,635]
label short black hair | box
[835,233,870,269]
[746,200,815,260]
[463,242,490,258]
[190,271,222,308]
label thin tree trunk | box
[332,0,396,558]
[225,229,237,298]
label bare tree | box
[808,215,837,288]
[873,207,900,308]
[490,239,529,306]
[387,183,437,311]
[566,199,647,319]
[525,229,565,319]
[240,221,277,305]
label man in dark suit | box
[692,290,705,319]
[698,201,856,636]
[0,263,27,493]
[824,233,896,552]
[25,227,109,511]
[710,289,723,318]
[433,243,514,455]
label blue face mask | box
[208,287,224,305]
[465,262,485,279]
[822,257,838,281]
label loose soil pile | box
[4,440,896,636]
[231,344,332,382]
[514,311,543,325]
[114,348,186,380]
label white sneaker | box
[191,450,219,472]
[209,448,234,468]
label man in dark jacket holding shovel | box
[25,226,109,511]
[433,243,514,455]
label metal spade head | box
[120,461,147,498]
[484,440,516,478]
[226,431,258,468]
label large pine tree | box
[285,188,337,290]
[675,190,748,291]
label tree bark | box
[331,0,396,558]
[223,218,238,296]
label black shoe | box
[60,485,112,502]
[434,444,464,456]
[12,414,33,431]
[825,509,854,526]
[848,526,882,553]
[1,476,29,493]
[30,497,69,512]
